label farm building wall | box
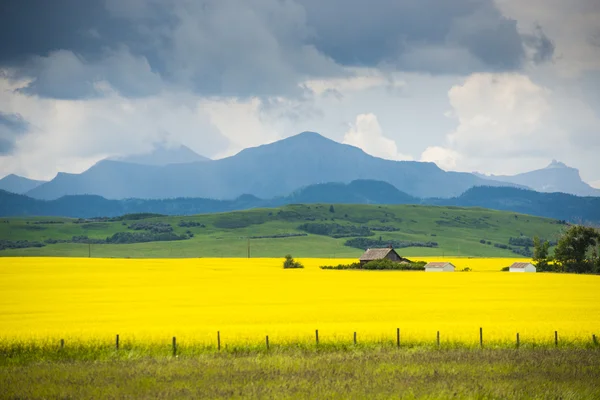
[386,252,401,262]
[509,264,536,273]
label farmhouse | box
[424,262,456,272]
[509,262,536,273]
[359,248,410,266]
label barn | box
[424,262,456,272]
[359,248,410,266]
[509,262,536,273]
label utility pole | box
[88,242,91,258]
[247,237,250,258]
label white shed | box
[425,262,456,272]
[509,262,536,273]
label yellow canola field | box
[1,257,599,345]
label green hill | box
[0,204,566,258]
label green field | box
[2,346,599,399]
[0,204,565,258]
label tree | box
[553,225,600,273]
[283,254,304,269]
[533,236,551,271]
[329,205,335,213]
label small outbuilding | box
[359,247,410,266]
[509,262,536,273]
[424,262,456,272]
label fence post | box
[593,334,597,346]
[555,331,558,347]
[437,331,440,348]
[354,332,357,345]
[397,328,400,348]
[516,333,520,348]
[217,331,221,351]
[480,327,483,348]
[266,335,269,350]
[116,334,119,351]
[60,339,64,350]
[315,330,319,346]
[172,336,177,357]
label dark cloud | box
[299,0,530,72]
[0,0,553,99]
[0,112,29,154]
[523,26,555,64]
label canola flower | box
[1,257,599,346]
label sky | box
[0,0,599,187]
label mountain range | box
[474,160,599,197]
[11,132,521,200]
[1,132,598,201]
[2,180,599,224]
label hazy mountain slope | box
[25,132,518,200]
[427,186,600,224]
[109,144,209,166]
[285,180,418,204]
[475,161,600,197]
[26,161,164,200]
[0,174,46,194]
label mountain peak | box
[284,131,336,144]
[546,160,570,169]
[109,144,209,166]
[0,174,47,194]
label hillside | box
[431,186,600,224]
[0,203,565,258]
[2,180,600,223]
[25,132,516,200]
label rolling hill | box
[0,203,565,258]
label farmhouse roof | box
[510,262,533,269]
[425,262,455,268]
[360,248,399,261]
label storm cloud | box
[1,0,553,99]
[0,0,598,187]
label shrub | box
[283,255,304,269]
[501,266,510,271]
[321,259,425,271]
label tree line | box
[533,225,600,273]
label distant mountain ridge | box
[0,174,47,194]
[2,179,599,224]
[108,144,210,166]
[24,132,519,200]
[474,160,600,197]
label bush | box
[501,266,510,271]
[283,255,304,269]
[321,259,425,271]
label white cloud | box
[420,146,461,170]
[0,75,228,180]
[343,113,413,161]
[419,72,600,179]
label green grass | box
[0,204,565,258]
[1,344,599,399]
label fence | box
[53,328,599,355]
